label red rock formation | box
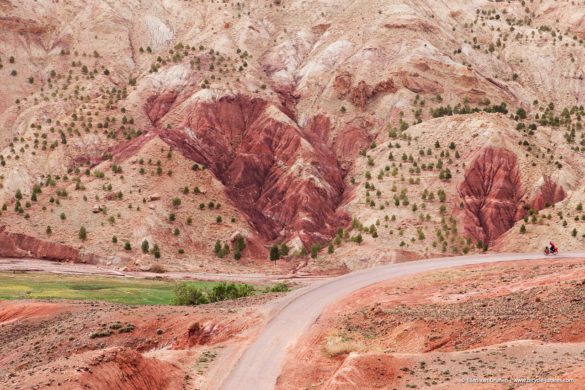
[334,73,397,110]
[302,114,331,144]
[334,72,353,99]
[350,80,373,110]
[311,23,331,35]
[333,118,374,162]
[144,91,178,125]
[530,177,566,210]
[0,226,80,261]
[79,348,184,390]
[273,84,300,121]
[372,79,396,95]
[0,16,47,34]
[109,131,157,163]
[458,147,525,244]
[383,19,438,33]
[184,321,217,347]
[159,94,349,247]
[396,70,443,95]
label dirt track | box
[0,258,328,283]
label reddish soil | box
[0,294,277,390]
[78,348,184,390]
[279,258,585,389]
[0,225,81,262]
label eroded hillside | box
[1,0,585,271]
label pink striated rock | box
[333,72,397,111]
[530,177,566,211]
[333,119,375,162]
[334,73,396,110]
[458,147,526,244]
[158,94,349,248]
[144,91,178,125]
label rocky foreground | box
[279,258,585,389]
[0,292,282,390]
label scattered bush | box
[119,324,135,333]
[280,243,289,257]
[152,244,161,258]
[311,244,321,258]
[78,226,87,241]
[174,282,255,306]
[233,234,246,260]
[141,240,149,253]
[266,283,289,293]
[89,330,112,339]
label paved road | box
[220,251,585,390]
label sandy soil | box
[0,257,334,284]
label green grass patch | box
[0,272,222,306]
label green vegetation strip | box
[0,273,289,306]
[0,272,220,305]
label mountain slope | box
[1,0,585,271]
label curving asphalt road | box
[220,251,585,390]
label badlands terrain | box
[2,0,585,388]
[2,0,585,271]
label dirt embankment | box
[0,226,83,262]
[0,294,276,390]
[278,258,585,389]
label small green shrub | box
[173,282,255,306]
[267,283,289,293]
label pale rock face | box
[297,40,354,91]
[148,64,190,91]
[286,235,305,254]
[3,167,32,199]
[144,15,174,51]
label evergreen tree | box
[78,226,87,241]
[152,244,161,258]
[280,243,289,256]
[311,244,319,259]
[214,240,222,255]
[270,245,280,261]
[141,240,149,253]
